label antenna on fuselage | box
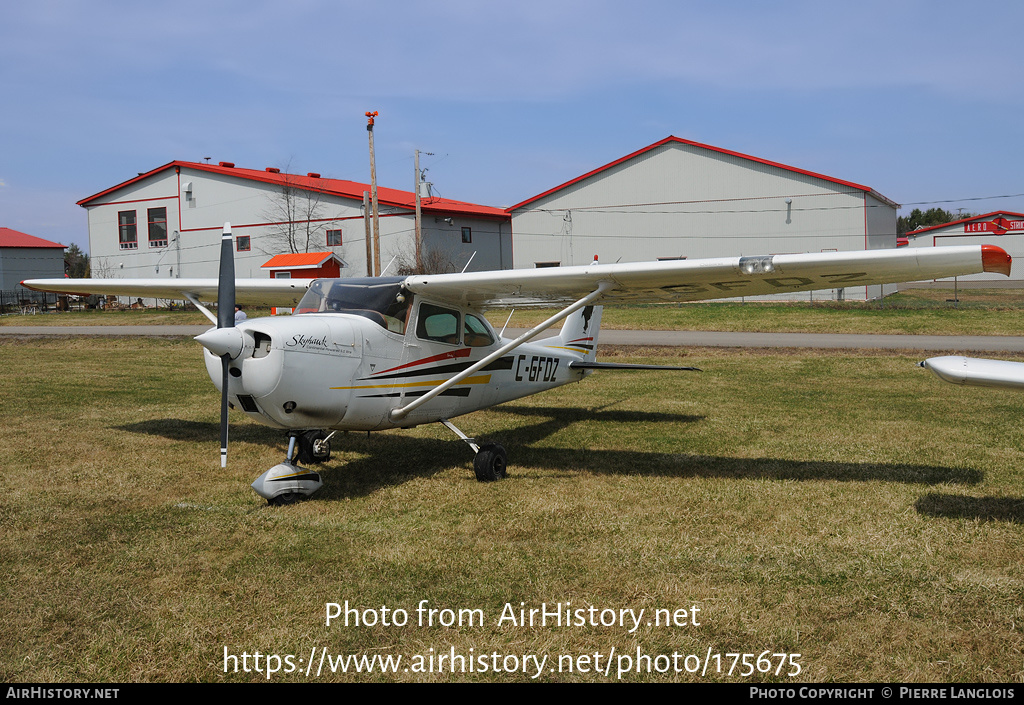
[380,254,398,276]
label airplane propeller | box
[216,223,235,468]
[193,223,244,467]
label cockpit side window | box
[463,314,495,347]
[416,302,461,345]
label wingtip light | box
[981,245,1012,276]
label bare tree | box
[392,247,462,276]
[262,169,332,254]
[90,256,115,278]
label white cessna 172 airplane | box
[24,227,1012,504]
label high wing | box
[20,277,313,307]
[22,244,1010,308]
[404,245,1011,308]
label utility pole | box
[366,111,381,276]
[363,191,373,277]
[414,149,422,273]
[414,149,434,273]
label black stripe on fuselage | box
[359,388,473,399]
[363,355,514,381]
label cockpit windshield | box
[294,277,409,333]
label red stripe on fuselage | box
[371,347,472,376]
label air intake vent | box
[236,395,260,413]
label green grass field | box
[490,289,1024,336]
[2,337,1022,682]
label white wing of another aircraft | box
[921,356,1024,391]
[23,244,1012,308]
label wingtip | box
[981,245,1012,276]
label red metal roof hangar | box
[506,135,897,212]
[79,161,508,221]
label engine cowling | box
[202,316,362,428]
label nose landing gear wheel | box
[474,443,508,482]
[269,491,302,506]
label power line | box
[517,190,1024,216]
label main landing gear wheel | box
[474,443,508,482]
[269,491,302,506]
[296,429,331,465]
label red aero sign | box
[965,217,1024,235]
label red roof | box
[261,252,342,270]
[506,135,894,212]
[906,211,1024,237]
[79,161,508,220]
[0,227,66,249]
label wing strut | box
[183,292,218,325]
[389,282,613,422]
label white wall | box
[510,141,896,300]
[86,166,510,284]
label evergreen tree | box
[64,243,90,277]
[898,207,972,236]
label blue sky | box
[2,0,1022,252]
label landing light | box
[738,255,775,275]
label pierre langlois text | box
[326,600,701,634]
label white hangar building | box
[903,211,1024,286]
[80,161,511,282]
[507,136,899,300]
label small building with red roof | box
[78,161,511,282]
[903,212,1024,285]
[0,227,66,291]
[261,251,345,279]
[507,135,900,300]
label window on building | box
[461,227,472,244]
[327,229,342,246]
[236,235,250,252]
[118,211,137,249]
[147,207,167,247]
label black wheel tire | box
[297,430,331,465]
[474,443,508,482]
[269,492,301,506]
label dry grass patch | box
[1,338,1023,682]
